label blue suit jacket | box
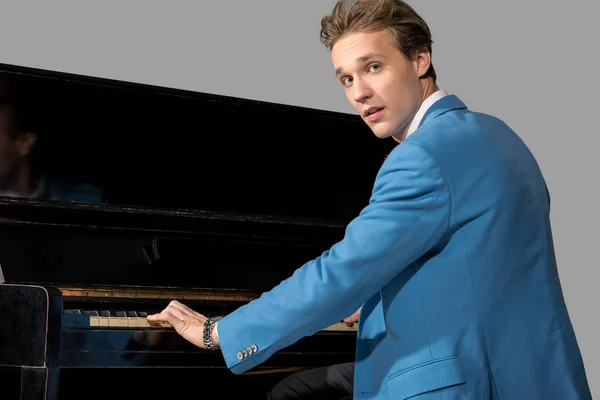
[217,95,592,399]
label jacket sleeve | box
[216,143,452,374]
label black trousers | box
[267,362,354,400]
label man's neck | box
[421,79,440,103]
[392,81,444,143]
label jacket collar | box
[418,94,468,129]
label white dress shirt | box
[399,88,448,141]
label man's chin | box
[371,128,393,140]
[362,119,397,139]
[368,123,406,142]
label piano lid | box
[0,62,394,292]
[0,62,394,223]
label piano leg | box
[20,367,59,400]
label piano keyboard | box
[64,310,169,328]
[63,310,358,332]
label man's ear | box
[414,48,431,79]
[16,132,37,157]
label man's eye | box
[342,76,353,86]
[369,64,381,72]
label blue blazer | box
[217,95,592,399]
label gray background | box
[1,0,597,394]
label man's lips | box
[364,107,384,122]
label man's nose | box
[352,81,372,103]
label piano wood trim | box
[54,284,261,302]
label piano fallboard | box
[57,328,356,369]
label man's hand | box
[147,300,219,349]
[343,307,361,327]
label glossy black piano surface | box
[0,62,395,399]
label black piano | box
[0,63,394,399]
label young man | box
[149,1,592,398]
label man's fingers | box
[165,300,192,317]
[147,309,183,329]
[165,300,207,322]
[147,301,192,322]
[343,308,361,324]
[147,301,206,332]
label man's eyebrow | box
[335,52,387,76]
